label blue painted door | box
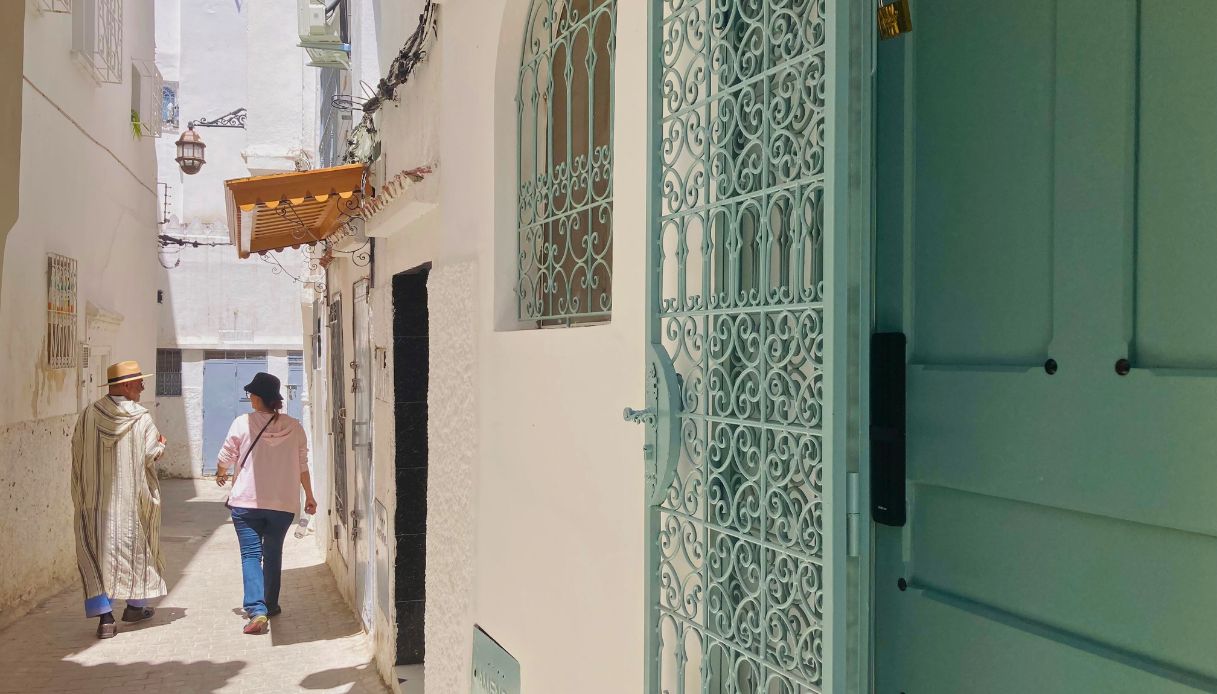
[286,352,304,421]
[202,355,268,475]
[874,2,1217,692]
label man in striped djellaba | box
[71,360,168,639]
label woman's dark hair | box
[268,397,284,411]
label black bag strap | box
[234,413,278,478]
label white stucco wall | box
[154,350,204,479]
[441,2,648,691]
[0,1,159,624]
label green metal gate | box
[638,1,848,691]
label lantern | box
[174,125,206,175]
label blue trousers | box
[230,507,294,617]
[84,594,147,618]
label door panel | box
[646,0,849,691]
[286,352,304,421]
[874,0,1217,691]
[328,296,349,537]
[352,279,374,629]
[910,0,1056,366]
[1134,1,1217,369]
[201,357,268,475]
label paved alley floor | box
[0,479,390,694]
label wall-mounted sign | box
[472,626,519,694]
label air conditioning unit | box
[297,0,350,70]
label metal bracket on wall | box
[188,107,247,129]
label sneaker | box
[242,615,269,635]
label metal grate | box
[156,349,182,397]
[650,0,833,691]
[71,0,123,85]
[319,68,352,168]
[162,81,180,132]
[131,60,163,137]
[38,0,72,13]
[203,350,269,361]
[516,0,617,326]
[46,254,78,369]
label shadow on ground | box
[0,482,242,693]
[269,563,362,647]
[300,662,383,692]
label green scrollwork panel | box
[649,0,831,691]
[517,0,616,325]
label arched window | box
[516,0,616,325]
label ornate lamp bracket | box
[188,107,247,129]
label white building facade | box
[153,0,311,478]
[0,0,161,628]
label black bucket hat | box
[244,372,282,404]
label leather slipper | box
[121,606,155,623]
[97,622,117,639]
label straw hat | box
[103,360,154,387]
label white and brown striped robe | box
[70,396,168,602]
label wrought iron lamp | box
[174,125,206,175]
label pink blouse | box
[217,412,309,515]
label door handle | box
[624,344,683,506]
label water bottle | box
[293,515,310,539]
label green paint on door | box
[873,1,1217,692]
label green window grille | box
[516,0,617,325]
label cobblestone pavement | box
[0,480,390,694]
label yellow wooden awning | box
[224,164,369,258]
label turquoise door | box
[873,2,1217,692]
[642,0,851,691]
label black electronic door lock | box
[870,332,907,527]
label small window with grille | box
[72,0,123,85]
[130,60,163,137]
[516,0,617,327]
[156,349,182,397]
[161,81,180,133]
[46,254,78,369]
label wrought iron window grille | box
[162,82,181,132]
[188,107,248,129]
[131,60,163,137]
[155,349,182,397]
[38,0,72,14]
[516,0,617,326]
[320,68,353,168]
[72,0,123,85]
[46,254,79,369]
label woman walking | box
[215,372,317,635]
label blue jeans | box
[230,507,294,617]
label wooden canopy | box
[224,164,369,258]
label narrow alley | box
[2,0,1215,692]
[0,480,401,694]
